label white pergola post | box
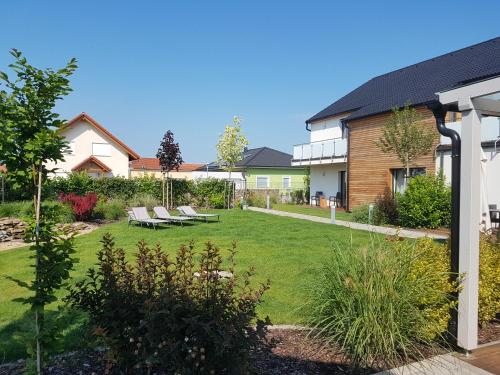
[457,105,481,351]
[438,76,500,352]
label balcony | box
[440,117,500,145]
[292,137,347,166]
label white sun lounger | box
[177,206,220,222]
[130,207,169,229]
[153,206,193,227]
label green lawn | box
[0,209,378,361]
[273,203,353,221]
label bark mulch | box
[1,323,498,375]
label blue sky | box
[2,1,499,163]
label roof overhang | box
[62,113,140,160]
[72,156,112,173]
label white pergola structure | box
[438,76,500,352]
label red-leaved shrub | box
[59,192,98,221]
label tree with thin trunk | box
[156,131,183,209]
[216,116,249,209]
[0,49,78,374]
[375,103,435,186]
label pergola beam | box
[437,76,500,352]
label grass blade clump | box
[305,236,457,371]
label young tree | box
[156,130,183,209]
[216,116,249,208]
[375,103,435,186]
[0,49,78,374]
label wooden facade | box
[346,106,442,209]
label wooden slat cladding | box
[347,106,441,209]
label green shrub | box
[351,204,372,224]
[290,189,306,205]
[127,194,161,210]
[67,234,270,373]
[478,234,500,324]
[0,200,74,223]
[397,173,451,229]
[374,188,398,225]
[193,178,227,208]
[246,190,278,208]
[94,177,138,200]
[0,201,33,219]
[305,237,456,370]
[93,199,127,221]
[45,172,95,198]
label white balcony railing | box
[440,117,500,145]
[292,137,347,162]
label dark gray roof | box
[199,147,294,171]
[307,37,500,124]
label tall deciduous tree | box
[375,103,435,185]
[0,49,78,374]
[156,130,183,209]
[216,116,248,208]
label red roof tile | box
[130,158,203,172]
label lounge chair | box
[177,206,220,222]
[129,207,169,229]
[153,206,193,227]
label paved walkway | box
[248,206,448,240]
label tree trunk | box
[170,179,173,209]
[228,170,232,209]
[405,154,410,190]
[166,172,169,209]
[162,173,166,207]
[34,166,43,375]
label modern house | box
[194,147,308,192]
[293,37,500,209]
[45,113,140,178]
[129,158,204,179]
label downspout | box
[429,103,461,346]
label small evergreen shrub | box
[305,237,457,370]
[397,174,451,229]
[67,234,270,373]
[59,193,98,221]
[93,199,126,221]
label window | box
[64,142,75,155]
[392,167,426,194]
[92,143,111,157]
[282,176,291,189]
[256,176,269,189]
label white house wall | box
[310,163,346,200]
[45,120,131,177]
[309,116,344,142]
[191,171,245,189]
[436,148,500,207]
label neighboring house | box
[293,37,500,209]
[193,147,308,192]
[129,158,204,179]
[45,113,140,178]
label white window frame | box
[282,176,291,189]
[92,142,111,157]
[255,175,269,189]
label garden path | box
[248,207,448,240]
